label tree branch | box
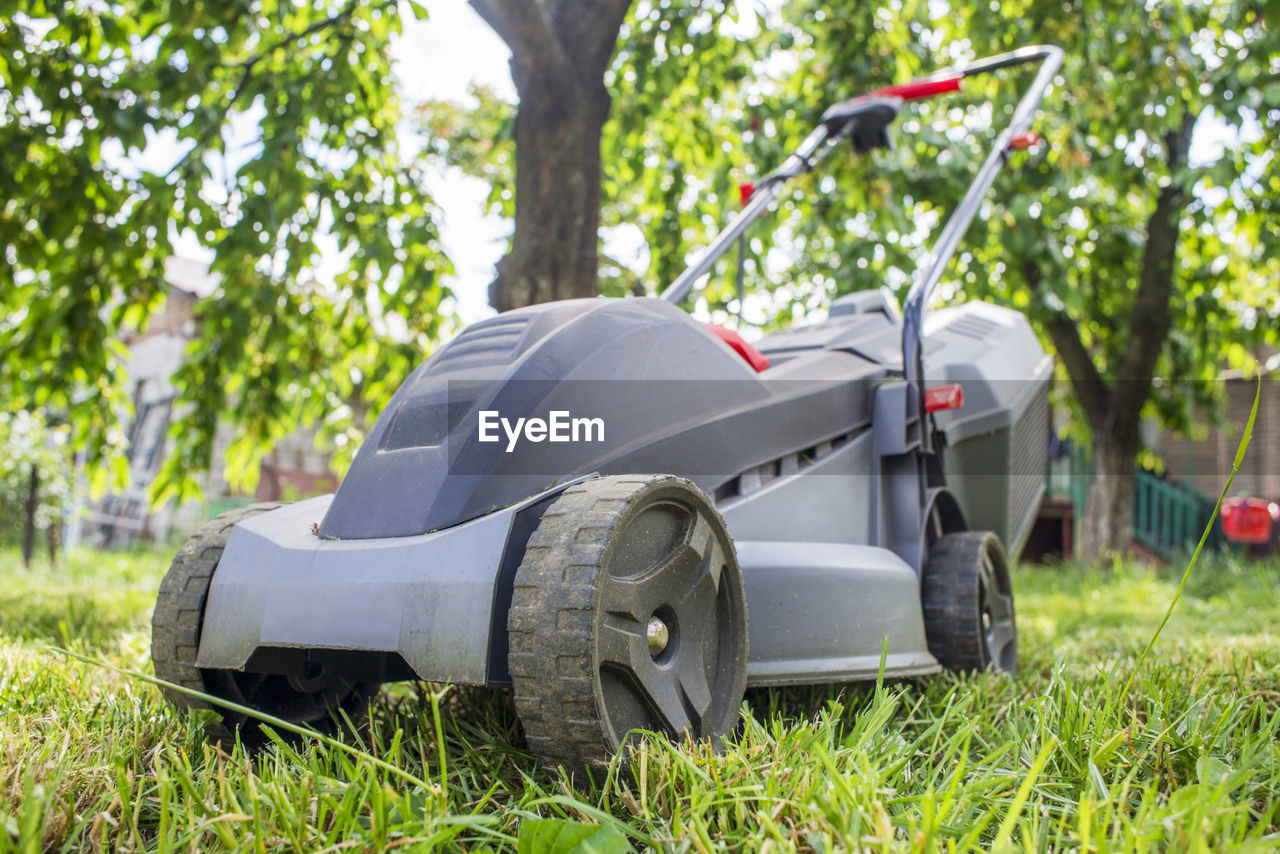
[1113,109,1196,428]
[469,0,574,91]
[467,0,520,50]
[548,0,634,78]
[1022,258,1112,431]
[163,0,368,182]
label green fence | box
[1045,441,1224,561]
[1132,471,1224,561]
[1046,442,1091,516]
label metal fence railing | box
[1045,441,1224,561]
[1132,470,1224,561]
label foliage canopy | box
[2,0,1276,520]
[0,0,453,501]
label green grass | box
[2,547,1278,852]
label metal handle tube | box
[901,44,1063,452]
[659,43,1065,429]
[660,124,834,305]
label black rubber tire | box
[508,475,749,780]
[151,503,375,744]
[921,531,1017,675]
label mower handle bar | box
[659,44,1064,450]
[899,45,1062,452]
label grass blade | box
[1112,373,1261,712]
[49,646,438,794]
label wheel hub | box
[286,660,334,693]
[646,616,670,656]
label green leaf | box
[515,818,632,854]
[1196,754,1233,787]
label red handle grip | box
[1008,131,1040,150]
[871,74,963,101]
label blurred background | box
[1,0,1276,563]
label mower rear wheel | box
[508,475,749,780]
[921,531,1017,675]
[151,503,376,745]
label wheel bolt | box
[646,617,669,656]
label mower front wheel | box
[921,530,1017,675]
[508,475,749,780]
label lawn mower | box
[152,45,1063,777]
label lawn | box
[1,545,1277,852]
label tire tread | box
[508,474,743,778]
[921,530,1014,674]
[150,503,285,710]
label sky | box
[391,2,513,324]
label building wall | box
[1156,370,1279,502]
[255,427,339,501]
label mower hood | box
[317,298,768,539]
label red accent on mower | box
[704,323,771,372]
[924,383,965,412]
[1009,131,1041,150]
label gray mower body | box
[197,295,1050,689]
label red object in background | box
[1221,497,1279,544]
[1009,131,1041,150]
[738,181,755,206]
[924,383,965,413]
[703,324,771,372]
[871,74,963,101]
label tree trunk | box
[47,519,61,568]
[21,465,38,569]
[1023,112,1193,561]
[468,0,634,311]
[1082,432,1140,559]
[490,77,610,311]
